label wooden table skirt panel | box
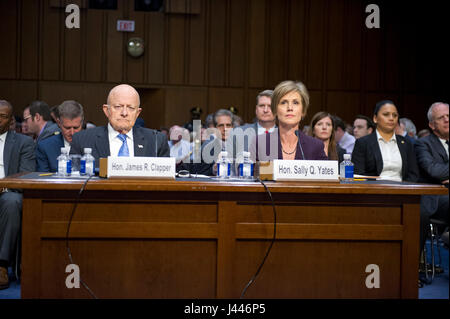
[1,176,446,299]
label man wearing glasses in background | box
[22,101,60,143]
[70,84,169,167]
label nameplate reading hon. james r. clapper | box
[102,156,176,179]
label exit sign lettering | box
[117,20,135,32]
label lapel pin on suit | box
[138,144,143,148]
[401,141,405,144]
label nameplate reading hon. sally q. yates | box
[259,160,339,181]
[100,156,176,179]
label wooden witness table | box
[1,173,448,299]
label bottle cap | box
[243,151,250,157]
[61,147,66,153]
[344,153,351,160]
[219,151,228,158]
[84,148,92,154]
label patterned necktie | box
[117,134,129,157]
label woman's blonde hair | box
[271,80,310,120]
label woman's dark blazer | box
[352,131,420,182]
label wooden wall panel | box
[304,90,324,126]
[164,87,208,128]
[63,16,82,81]
[39,81,114,126]
[247,0,266,88]
[41,0,61,80]
[207,0,227,87]
[105,0,124,83]
[326,92,361,124]
[21,0,40,80]
[126,9,145,84]
[287,0,307,83]
[85,10,104,81]
[383,4,401,92]
[166,14,186,85]
[0,0,447,130]
[266,0,288,88]
[146,13,165,84]
[187,1,206,86]
[0,80,38,114]
[306,0,326,91]
[343,0,362,91]
[326,0,345,90]
[208,88,244,117]
[0,0,18,79]
[228,0,247,88]
[138,88,165,130]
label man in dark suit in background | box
[0,100,35,289]
[70,84,169,164]
[235,90,276,152]
[415,102,449,257]
[36,100,84,172]
[23,101,60,143]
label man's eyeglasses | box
[23,115,32,121]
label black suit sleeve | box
[157,132,170,157]
[70,131,82,156]
[351,137,366,175]
[415,138,449,182]
[19,135,36,173]
[35,142,50,172]
[404,139,420,182]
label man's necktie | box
[117,134,129,157]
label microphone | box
[295,130,306,160]
[154,129,159,157]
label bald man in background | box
[70,84,169,166]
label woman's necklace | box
[281,138,298,155]
[282,146,296,155]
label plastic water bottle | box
[80,148,95,176]
[340,153,354,181]
[57,147,71,176]
[238,151,254,179]
[217,151,230,179]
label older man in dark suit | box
[0,100,35,289]
[415,102,449,259]
[70,84,169,164]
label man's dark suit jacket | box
[70,126,170,167]
[415,133,449,216]
[3,131,36,176]
[415,133,448,184]
[36,121,60,143]
[352,131,419,182]
[35,133,64,172]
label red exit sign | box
[117,20,135,32]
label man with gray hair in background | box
[415,102,449,275]
[35,100,84,172]
[396,117,417,144]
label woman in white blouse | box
[352,100,419,182]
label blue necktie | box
[117,134,129,157]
